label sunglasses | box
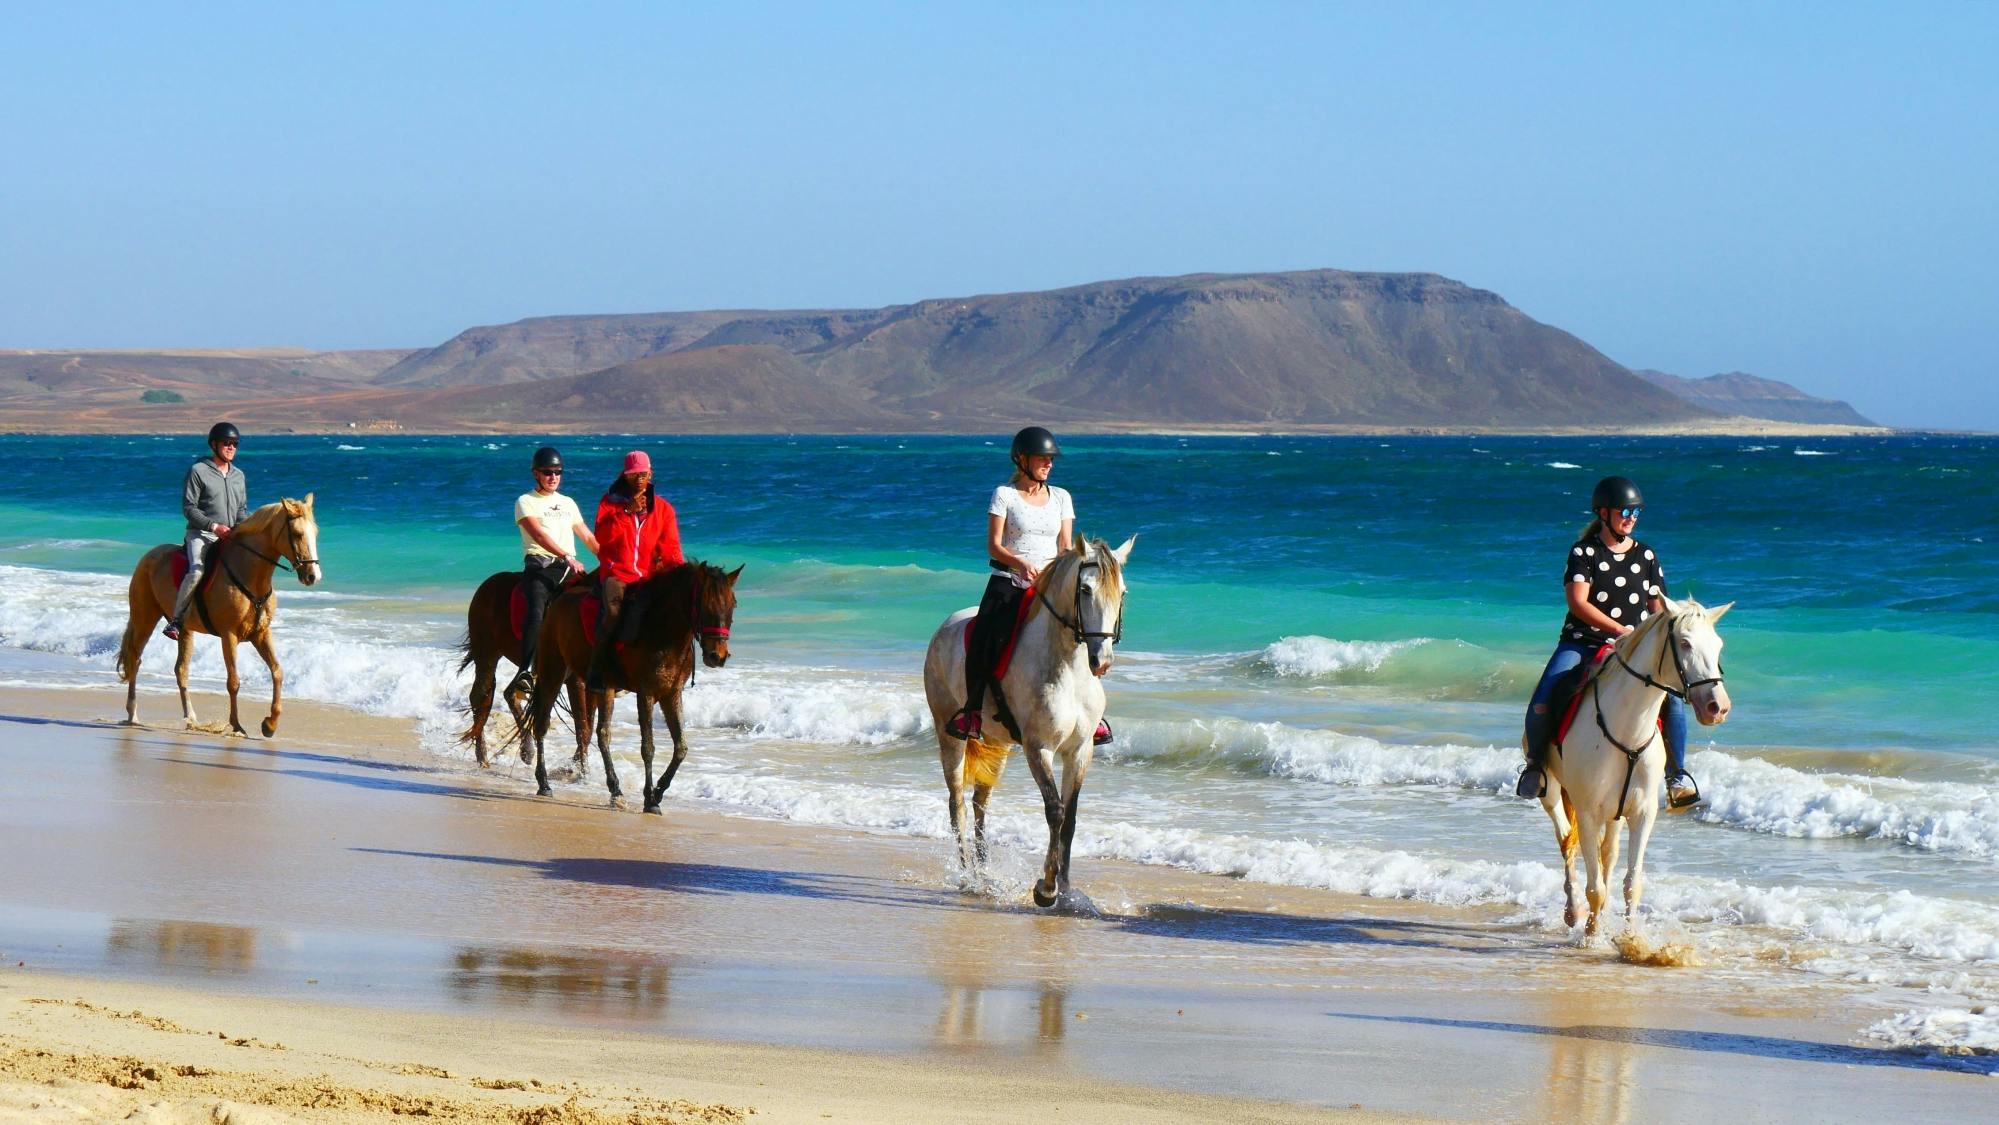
[1616,506,1643,519]
[536,468,562,476]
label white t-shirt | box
[515,490,580,559]
[988,483,1074,588]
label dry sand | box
[0,683,1990,1122]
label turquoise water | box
[3,432,1998,1049]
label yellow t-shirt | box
[514,490,579,559]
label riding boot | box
[1093,718,1113,746]
[1516,722,1552,798]
[586,577,627,693]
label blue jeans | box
[1524,642,1688,775]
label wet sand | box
[0,683,1990,1121]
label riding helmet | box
[1590,475,1644,512]
[531,446,563,471]
[1010,426,1060,462]
[207,421,240,448]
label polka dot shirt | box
[1561,536,1669,645]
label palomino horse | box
[1536,597,1732,935]
[456,569,589,769]
[923,535,1134,907]
[117,496,323,736]
[526,562,741,810]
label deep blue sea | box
[2,432,1996,1049]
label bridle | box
[686,566,732,685]
[1034,556,1124,647]
[209,507,317,636]
[230,508,319,575]
[1589,611,1724,820]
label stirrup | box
[504,668,534,696]
[1515,766,1546,799]
[1665,771,1701,810]
[944,708,982,740]
[161,620,181,641]
[1093,719,1113,746]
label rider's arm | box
[652,501,684,570]
[1056,517,1073,554]
[574,519,600,558]
[987,512,1031,581]
[517,517,572,560]
[1567,579,1631,636]
[182,466,210,531]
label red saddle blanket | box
[168,543,221,598]
[507,575,602,648]
[1555,644,1662,746]
[963,585,1039,681]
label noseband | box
[1035,557,1123,646]
[1612,616,1723,699]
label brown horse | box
[527,561,741,811]
[117,496,323,736]
[456,569,591,769]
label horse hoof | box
[608,794,626,810]
[519,747,534,765]
[1032,882,1057,908]
[1563,907,1579,928]
[642,803,662,816]
[536,785,553,797]
[260,718,277,738]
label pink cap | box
[622,450,652,475]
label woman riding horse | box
[586,450,684,692]
[944,427,1111,747]
[1517,475,1699,809]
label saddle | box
[169,537,223,597]
[506,569,595,645]
[963,584,1039,681]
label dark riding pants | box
[587,575,628,687]
[1524,642,1688,775]
[517,555,567,671]
[963,575,1024,711]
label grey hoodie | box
[183,459,248,533]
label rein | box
[685,567,730,686]
[1032,557,1124,648]
[1585,614,1724,820]
[209,511,316,636]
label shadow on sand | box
[1112,903,1533,956]
[353,846,934,908]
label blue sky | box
[2,3,1993,427]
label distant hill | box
[2,271,1891,433]
[1634,369,1876,426]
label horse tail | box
[117,554,160,684]
[963,736,1009,789]
[455,630,475,676]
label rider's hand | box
[213,524,231,535]
[1618,624,1635,636]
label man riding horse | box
[507,445,599,696]
[165,422,249,641]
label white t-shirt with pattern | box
[989,483,1074,588]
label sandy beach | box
[0,681,1991,1122]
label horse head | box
[281,493,323,587]
[694,563,742,668]
[1071,533,1135,677]
[1661,596,1732,725]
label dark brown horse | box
[459,567,607,770]
[118,496,322,736]
[527,561,741,811]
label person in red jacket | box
[586,450,685,691]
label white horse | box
[923,535,1134,907]
[1538,596,1732,935]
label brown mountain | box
[1634,369,1876,426]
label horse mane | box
[231,500,295,538]
[1609,596,1707,660]
[629,560,731,644]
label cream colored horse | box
[1538,597,1732,935]
[924,535,1133,907]
[118,497,323,736]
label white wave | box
[682,669,931,745]
[1741,445,1773,452]
[1110,716,1522,791]
[1,538,127,551]
[483,443,503,450]
[336,443,365,450]
[1690,750,1999,857]
[1258,635,1429,677]
[1793,449,1833,456]
[1865,1008,1999,1061]
[1547,462,1582,469]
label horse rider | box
[506,446,600,696]
[585,450,684,692]
[164,421,249,641]
[1517,475,1699,809]
[944,426,1113,747]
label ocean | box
[2,432,1996,1053]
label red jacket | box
[595,485,684,583]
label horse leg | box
[467,654,497,767]
[1577,811,1608,936]
[501,663,532,766]
[1543,786,1582,928]
[1624,808,1656,931]
[176,632,198,728]
[580,682,620,805]
[1021,744,1065,907]
[648,688,691,812]
[939,734,971,870]
[119,595,159,726]
[636,691,663,814]
[251,632,282,738]
[1055,746,1093,896]
[219,635,247,737]
[529,674,558,797]
[972,781,996,869]
[569,683,591,777]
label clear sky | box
[2,3,1993,427]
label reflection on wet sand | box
[1536,985,1639,1125]
[106,919,260,973]
[447,946,672,1021]
[927,904,1073,1053]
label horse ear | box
[726,564,744,587]
[1112,534,1136,566]
[303,492,315,510]
[1660,595,1683,616]
[1076,537,1094,560]
[1708,600,1734,623]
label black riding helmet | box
[207,421,240,448]
[1590,475,1644,512]
[531,446,563,471]
[1010,426,1059,466]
